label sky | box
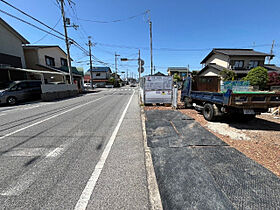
[1,0,280,77]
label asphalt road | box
[0,87,149,209]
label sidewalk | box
[86,94,150,209]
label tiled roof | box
[264,64,280,72]
[201,48,273,64]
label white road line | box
[0,113,6,117]
[0,96,107,140]
[74,90,135,210]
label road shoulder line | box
[140,107,163,210]
[74,90,135,210]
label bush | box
[268,72,280,86]
[173,73,181,82]
[242,67,268,90]
[220,69,236,81]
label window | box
[45,56,55,66]
[61,58,67,66]
[96,73,101,76]
[233,60,244,69]
[248,60,259,69]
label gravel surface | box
[179,109,280,177]
[144,93,280,177]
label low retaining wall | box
[41,84,78,101]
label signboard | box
[144,76,173,91]
[221,81,250,92]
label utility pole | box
[149,21,153,76]
[87,36,93,89]
[138,49,141,83]
[59,0,73,84]
[187,64,190,77]
[115,52,120,86]
[268,40,275,64]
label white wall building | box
[0,18,29,68]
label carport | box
[0,66,68,88]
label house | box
[154,71,166,76]
[0,18,30,88]
[0,18,29,68]
[264,64,280,73]
[198,48,273,79]
[167,67,189,79]
[23,45,83,88]
[84,67,112,87]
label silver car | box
[0,80,42,105]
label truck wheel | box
[203,103,216,121]
[7,96,17,105]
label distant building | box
[0,18,29,68]
[198,48,274,79]
[153,71,166,76]
[84,67,112,87]
[167,67,189,79]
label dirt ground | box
[144,101,280,177]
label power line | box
[77,10,149,24]
[33,16,62,44]
[0,0,65,38]
[0,9,66,41]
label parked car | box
[84,83,91,88]
[130,83,137,87]
[0,80,42,105]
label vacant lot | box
[180,109,280,177]
[145,105,280,177]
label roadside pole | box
[59,0,73,84]
[149,21,153,76]
[88,37,93,89]
[115,52,120,86]
[138,49,141,83]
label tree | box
[108,77,115,84]
[173,73,181,82]
[220,69,236,81]
[242,66,268,90]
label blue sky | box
[1,0,280,77]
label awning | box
[0,66,67,75]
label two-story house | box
[23,45,83,88]
[198,48,273,79]
[0,18,31,88]
[0,18,29,68]
[84,67,112,87]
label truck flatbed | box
[181,77,280,121]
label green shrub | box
[220,69,236,81]
[242,67,268,90]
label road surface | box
[0,87,149,209]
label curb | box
[140,107,163,210]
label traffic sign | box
[138,59,144,66]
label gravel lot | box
[145,102,280,177]
[179,109,280,177]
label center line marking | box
[74,90,135,210]
[0,95,107,141]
